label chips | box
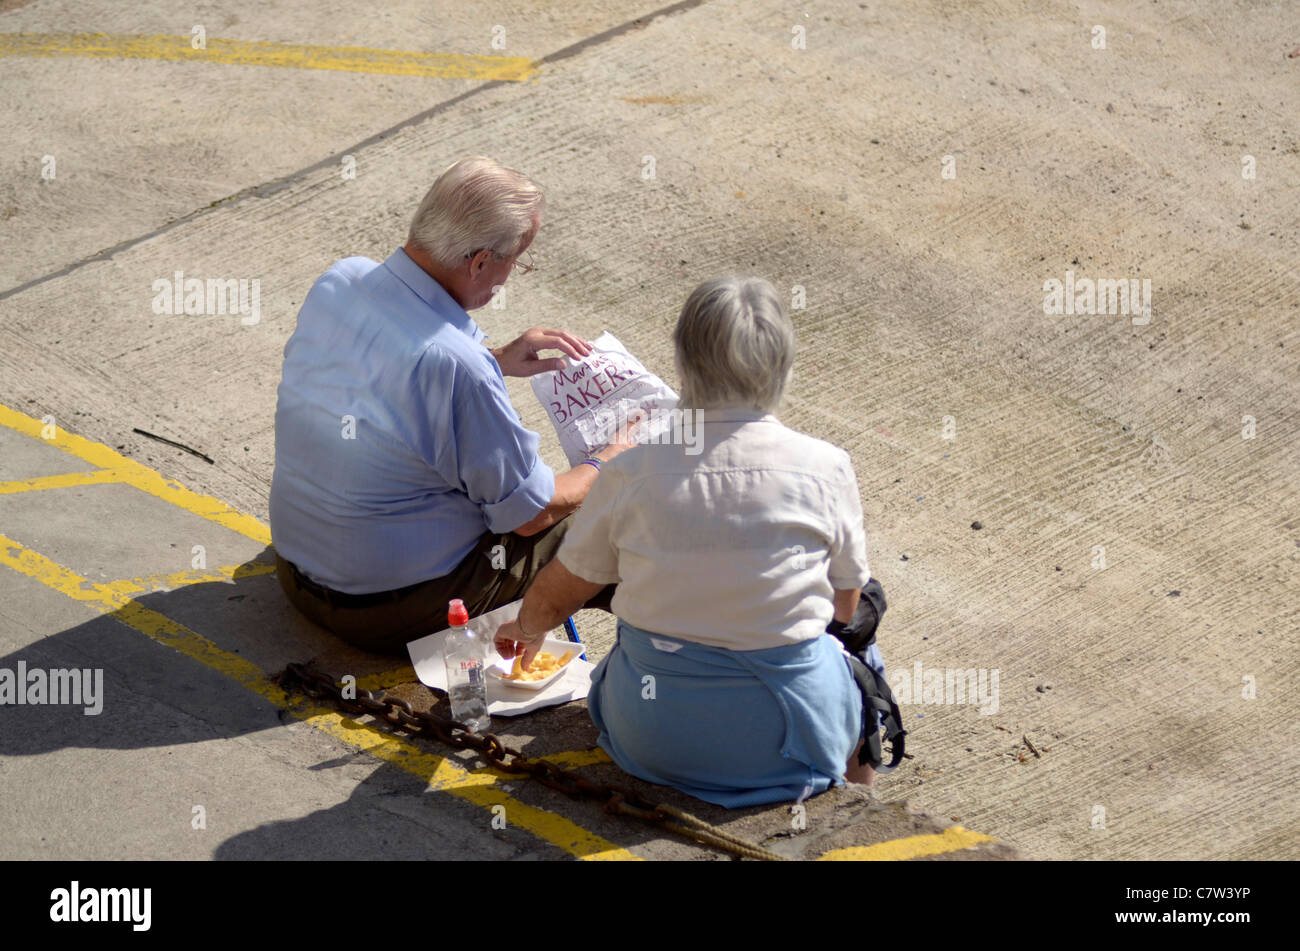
[504,650,575,682]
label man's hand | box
[491,328,592,378]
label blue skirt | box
[587,619,871,808]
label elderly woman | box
[494,277,896,807]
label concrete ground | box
[0,0,1296,861]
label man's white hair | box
[407,156,545,268]
[672,277,796,413]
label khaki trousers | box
[275,515,613,655]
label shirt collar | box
[697,407,779,424]
[383,248,486,343]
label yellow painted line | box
[0,530,634,860]
[2,404,1006,861]
[0,406,635,856]
[0,32,538,81]
[109,561,276,594]
[355,667,418,691]
[464,747,611,778]
[527,748,612,769]
[0,468,130,495]
[817,826,996,861]
[0,405,269,545]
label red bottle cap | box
[447,599,469,626]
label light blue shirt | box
[269,249,555,593]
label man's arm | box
[512,412,642,536]
[512,457,606,537]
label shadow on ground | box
[1,545,1017,859]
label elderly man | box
[270,156,633,654]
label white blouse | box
[557,409,871,650]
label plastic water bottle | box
[442,599,491,732]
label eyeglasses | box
[464,249,536,274]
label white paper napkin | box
[405,599,595,717]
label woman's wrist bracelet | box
[516,615,542,639]
[581,458,602,472]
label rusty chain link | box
[276,662,786,861]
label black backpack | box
[826,579,907,772]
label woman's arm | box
[494,557,606,668]
[832,587,861,626]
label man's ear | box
[467,249,495,279]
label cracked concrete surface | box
[1,0,1296,861]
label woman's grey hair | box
[672,277,796,413]
[407,156,546,269]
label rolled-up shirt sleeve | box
[827,453,871,589]
[444,366,555,534]
[556,464,622,584]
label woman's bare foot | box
[846,740,877,787]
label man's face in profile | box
[462,212,540,310]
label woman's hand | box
[599,407,647,459]
[494,560,608,670]
[494,619,548,671]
